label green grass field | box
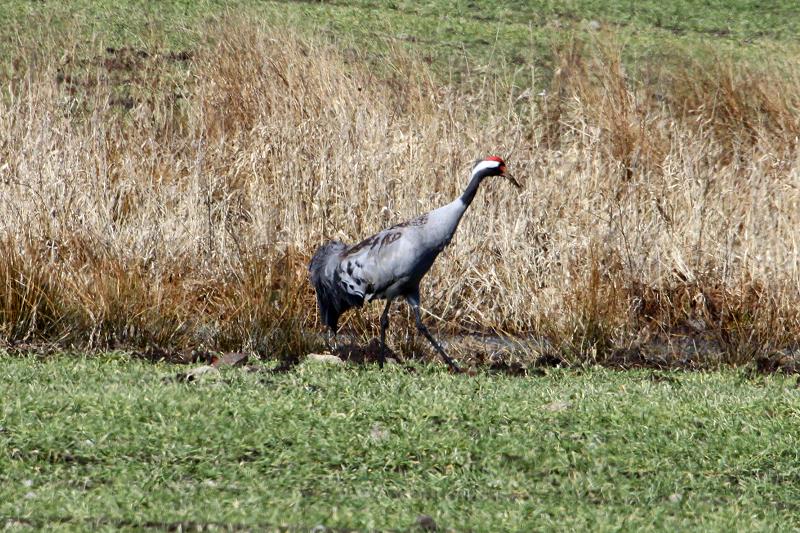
[3,1,800,530]
[3,0,799,77]
[3,354,800,531]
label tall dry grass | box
[1,19,799,366]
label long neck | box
[428,167,495,248]
[459,171,487,207]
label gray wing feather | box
[310,208,448,329]
[338,226,426,300]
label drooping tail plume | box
[309,240,361,332]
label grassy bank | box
[2,354,799,530]
[3,1,799,69]
[0,3,799,367]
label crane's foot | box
[378,350,405,368]
[445,359,463,374]
[408,299,462,374]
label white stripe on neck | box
[471,160,501,177]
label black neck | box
[459,169,491,206]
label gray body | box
[309,158,512,371]
[337,200,466,303]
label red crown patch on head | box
[486,155,505,164]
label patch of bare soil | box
[3,335,799,378]
[53,45,193,108]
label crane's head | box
[473,156,521,188]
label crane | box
[309,156,520,372]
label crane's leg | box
[406,293,461,373]
[378,299,392,368]
[325,328,339,354]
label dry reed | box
[1,18,798,367]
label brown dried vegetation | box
[1,19,799,368]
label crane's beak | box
[501,168,521,189]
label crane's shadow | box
[331,337,402,365]
[319,330,545,376]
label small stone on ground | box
[306,353,345,365]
